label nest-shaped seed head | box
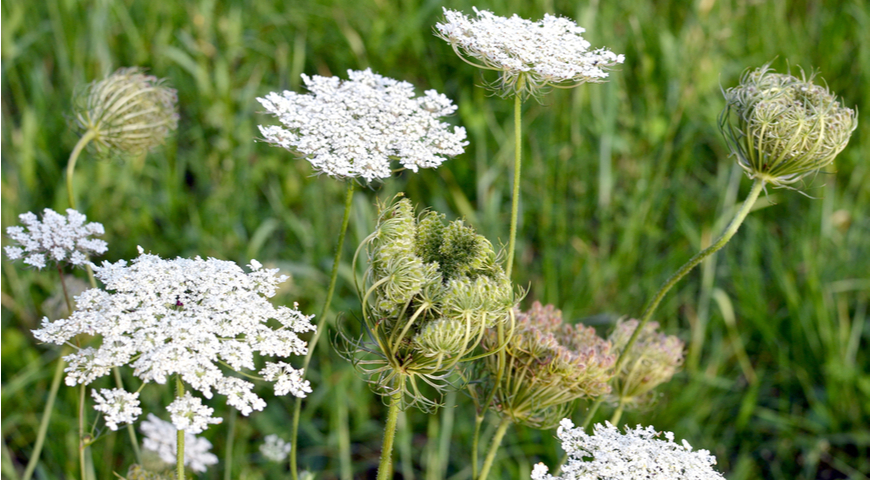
[608,319,684,406]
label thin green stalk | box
[289,181,354,480]
[223,408,237,480]
[505,91,524,279]
[176,377,185,480]
[21,349,68,480]
[376,391,403,480]
[79,384,86,480]
[609,398,626,426]
[578,178,765,431]
[113,368,141,464]
[478,417,511,480]
[471,415,484,479]
[66,130,96,210]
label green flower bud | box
[609,319,684,406]
[73,67,179,158]
[413,318,468,358]
[719,64,857,187]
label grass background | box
[2,0,868,478]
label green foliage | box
[2,0,868,479]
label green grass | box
[2,0,869,478]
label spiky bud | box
[344,198,516,411]
[609,319,684,406]
[478,302,616,429]
[719,64,857,187]
[72,67,179,157]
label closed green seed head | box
[719,64,857,187]
[413,318,469,358]
[72,67,179,158]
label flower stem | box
[505,91,523,279]
[113,368,142,464]
[579,178,765,431]
[609,398,626,426]
[471,415,483,479]
[223,407,237,480]
[66,130,96,211]
[289,181,354,480]
[176,377,185,480]
[79,383,86,480]
[477,417,511,480]
[376,391,403,480]
[57,265,73,314]
[21,349,68,480]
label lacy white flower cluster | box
[4,208,107,270]
[141,414,218,473]
[32,249,315,432]
[436,8,624,96]
[91,388,142,431]
[532,420,725,480]
[257,68,468,182]
[260,434,292,462]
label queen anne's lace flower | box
[259,434,292,462]
[32,249,315,430]
[91,388,142,431]
[532,419,725,480]
[436,8,624,97]
[4,208,107,270]
[167,392,222,434]
[260,361,312,397]
[257,68,468,182]
[141,414,219,473]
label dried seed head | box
[719,64,857,187]
[609,319,684,405]
[479,301,616,428]
[72,67,179,158]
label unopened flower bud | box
[73,67,179,157]
[413,318,468,358]
[719,64,857,187]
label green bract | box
[475,302,615,429]
[346,198,517,410]
[719,64,857,187]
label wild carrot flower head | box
[4,208,107,270]
[140,413,219,473]
[72,67,179,157]
[32,249,315,432]
[435,7,624,98]
[257,69,468,182]
[609,319,684,406]
[531,419,725,480]
[478,302,615,428]
[343,198,516,410]
[260,434,292,462]
[719,64,858,188]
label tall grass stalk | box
[289,181,354,480]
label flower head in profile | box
[531,419,724,480]
[140,414,218,473]
[4,208,107,270]
[260,434,292,462]
[72,67,179,158]
[436,7,624,97]
[257,69,468,182]
[719,64,857,188]
[32,249,315,432]
[609,319,684,406]
[477,302,615,428]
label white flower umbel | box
[532,419,725,480]
[436,7,624,97]
[141,413,219,473]
[167,392,222,434]
[260,361,312,397]
[32,249,315,429]
[257,68,468,182]
[4,208,107,270]
[91,388,142,431]
[260,434,292,462]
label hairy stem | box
[290,181,354,480]
[579,178,765,431]
[478,417,511,480]
[376,391,403,480]
[505,91,523,279]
